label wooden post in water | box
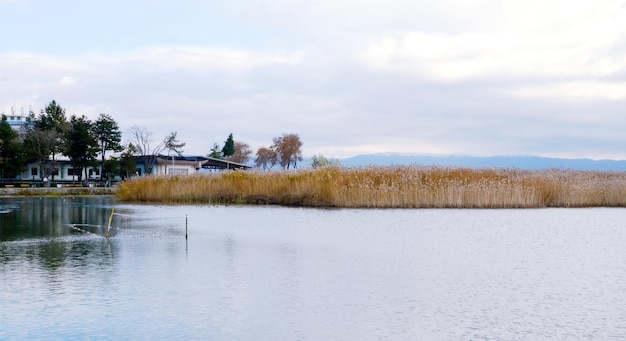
[185,215,188,240]
[106,208,115,238]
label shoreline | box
[0,187,117,197]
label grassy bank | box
[0,187,116,197]
[115,166,626,208]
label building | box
[135,154,251,176]
[11,154,252,186]
[4,113,29,131]
[1,105,30,131]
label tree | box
[164,131,185,156]
[271,133,303,169]
[128,126,186,174]
[37,100,68,132]
[103,157,120,183]
[162,131,186,175]
[230,141,252,164]
[254,147,277,170]
[65,115,98,183]
[222,133,235,158]
[208,143,222,159]
[39,100,69,181]
[21,101,69,181]
[129,126,154,157]
[93,113,123,183]
[119,143,138,178]
[311,154,341,168]
[128,126,162,175]
[0,115,24,180]
[22,111,56,182]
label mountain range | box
[339,154,626,171]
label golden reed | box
[116,166,626,208]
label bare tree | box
[272,133,303,169]
[230,141,252,164]
[255,147,277,170]
[128,126,180,174]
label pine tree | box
[93,113,123,183]
[0,115,24,179]
[222,133,235,158]
[65,115,99,183]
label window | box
[68,168,80,176]
[31,167,38,176]
[88,169,101,178]
[168,168,189,175]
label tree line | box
[0,100,308,183]
[0,100,125,183]
[208,132,305,170]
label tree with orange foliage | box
[254,147,277,170]
[272,133,303,169]
[230,141,252,164]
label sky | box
[1,0,626,160]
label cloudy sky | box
[2,0,626,160]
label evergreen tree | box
[22,111,56,180]
[222,133,235,158]
[103,157,120,182]
[93,113,123,183]
[164,131,185,156]
[208,143,222,159]
[39,100,69,181]
[120,143,138,178]
[0,115,24,180]
[65,115,98,183]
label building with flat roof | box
[6,114,28,130]
[2,106,30,130]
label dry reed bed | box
[115,166,626,208]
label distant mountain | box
[340,154,626,171]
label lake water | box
[1,197,626,340]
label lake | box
[1,197,626,340]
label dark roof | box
[201,157,251,170]
[138,154,251,170]
[154,154,210,162]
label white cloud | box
[59,76,76,86]
[2,0,626,160]
[361,30,626,82]
[510,82,626,101]
[124,47,304,73]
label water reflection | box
[0,237,118,273]
[0,197,114,241]
[3,199,626,339]
[38,240,67,269]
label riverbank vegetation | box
[116,166,626,208]
[0,187,116,197]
